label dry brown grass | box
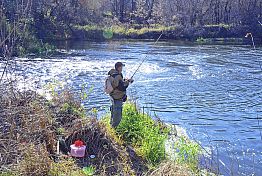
[0,88,56,171]
[14,144,52,176]
[146,161,194,176]
[0,85,147,175]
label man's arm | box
[112,75,129,91]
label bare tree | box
[0,0,33,83]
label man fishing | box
[108,62,134,128]
[105,33,162,128]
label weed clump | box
[116,103,169,165]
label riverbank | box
[51,24,262,44]
[0,82,214,176]
[2,24,261,58]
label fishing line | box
[130,31,163,79]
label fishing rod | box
[130,32,163,79]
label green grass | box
[101,102,201,169]
[114,25,175,36]
[174,137,201,172]
[74,24,176,37]
[82,166,95,176]
[102,102,202,171]
[49,158,86,176]
[116,102,169,165]
[74,24,101,31]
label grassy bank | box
[2,23,261,58]
[102,102,169,166]
[0,83,208,176]
[70,24,262,44]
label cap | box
[115,62,125,69]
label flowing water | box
[3,40,262,175]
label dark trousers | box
[110,98,123,128]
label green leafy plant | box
[44,81,91,119]
[80,83,94,102]
[82,166,95,176]
[45,79,65,98]
[91,108,98,118]
[56,127,65,135]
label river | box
[6,40,262,175]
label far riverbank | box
[44,24,262,45]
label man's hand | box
[128,78,134,83]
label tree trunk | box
[145,0,154,20]
[119,0,125,22]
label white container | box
[70,144,86,157]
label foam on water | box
[189,65,204,79]
[1,56,167,93]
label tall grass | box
[116,103,169,165]
[174,137,201,171]
[102,102,204,172]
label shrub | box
[196,37,206,43]
[74,25,100,31]
[116,103,169,165]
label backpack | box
[104,76,114,94]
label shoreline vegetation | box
[0,82,216,176]
[2,24,260,58]
[2,23,261,58]
[55,24,262,43]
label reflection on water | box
[1,40,262,175]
